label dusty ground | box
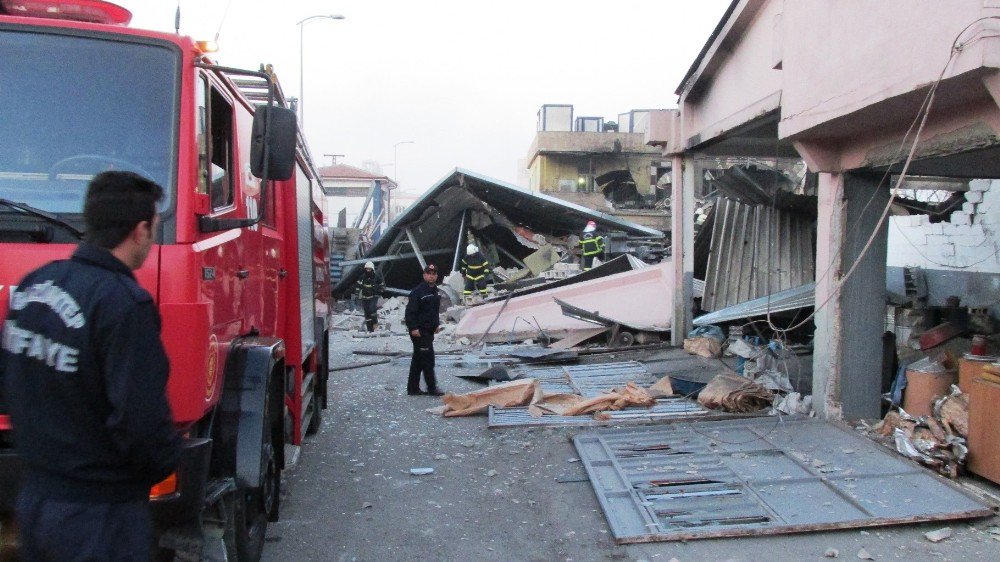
[262,324,1000,562]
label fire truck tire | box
[306,331,329,436]
[232,378,280,561]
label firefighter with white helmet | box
[579,220,605,271]
[461,242,492,303]
[358,261,384,332]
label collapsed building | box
[331,168,665,303]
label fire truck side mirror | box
[251,105,298,181]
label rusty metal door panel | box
[574,418,992,543]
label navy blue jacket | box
[0,244,180,502]
[404,282,441,331]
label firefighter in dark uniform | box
[358,261,384,332]
[461,243,492,303]
[0,171,180,561]
[404,264,444,396]
[579,220,605,271]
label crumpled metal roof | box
[333,168,664,295]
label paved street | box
[262,331,1000,562]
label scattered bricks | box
[968,179,992,191]
[965,191,984,204]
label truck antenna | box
[174,1,181,34]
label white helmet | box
[584,220,597,233]
[466,244,478,254]
[364,261,375,270]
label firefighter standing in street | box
[358,261,384,332]
[461,243,492,303]
[0,171,181,561]
[579,220,605,270]
[404,264,444,396]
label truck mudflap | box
[150,437,212,528]
[0,443,22,517]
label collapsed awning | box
[333,168,664,296]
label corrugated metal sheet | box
[507,361,655,398]
[574,418,992,544]
[488,397,713,428]
[693,282,815,326]
[702,198,815,312]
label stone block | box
[965,191,984,204]
[962,202,977,214]
[950,212,971,225]
[941,243,957,256]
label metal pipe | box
[452,209,468,273]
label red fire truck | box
[0,1,331,559]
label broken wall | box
[887,179,1000,311]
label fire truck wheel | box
[233,386,280,561]
[306,372,322,436]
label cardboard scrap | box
[933,386,969,437]
[567,383,654,418]
[647,375,675,398]
[684,336,722,358]
[532,393,586,416]
[441,379,539,417]
[697,372,773,413]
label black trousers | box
[408,329,437,393]
[361,296,379,331]
[463,276,488,296]
[16,483,152,561]
[583,254,597,270]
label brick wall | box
[887,179,999,274]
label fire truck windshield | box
[0,29,178,216]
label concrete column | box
[813,172,889,420]
[670,154,694,346]
[813,172,845,419]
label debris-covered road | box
[262,329,1000,562]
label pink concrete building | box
[650,0,1000,419]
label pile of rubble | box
[871,386,970,478]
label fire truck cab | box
[0,2,331,560]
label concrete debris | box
[409,467,434,476]
[856,548,874,560]
[455,260,673,343]
[773,392,813,415]
[825,548,839,558]
[697,372,774,413]
[923,527,953,543]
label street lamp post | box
[389,141,414,224]
[297,14,345,132]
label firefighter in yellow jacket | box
[461,244,491,303]
[579,220,604,270]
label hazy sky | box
[117,0,731,193]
